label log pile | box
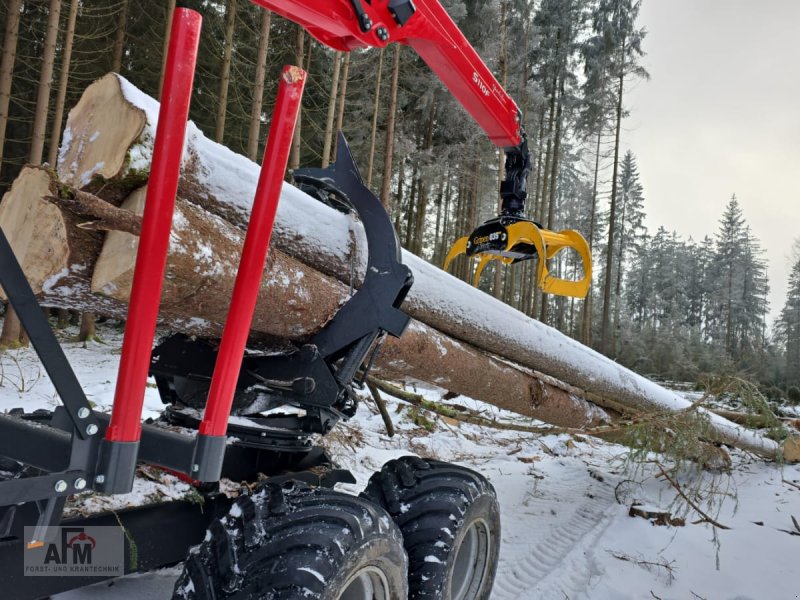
[0,73,795,461]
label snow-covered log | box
[0,171,608,429]
[42,74,790,460]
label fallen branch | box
[366,381,395,437]
[43,186,141,235]
[651,461,731,530]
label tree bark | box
[158,1,176,100]
[247,9,271,161]
[366,48,384,187]
[539,75,565,324]
[78,312,96,342]
[0,0,22,167]
[47,0,80,168]
[581,128,603,345]
[332,53,350,160]
[29,0,62,165]
[289,26,305,170]
[45,75,788,460]
[321,51,342,169]
[601,67,625,354]
[380,46,401,211]
[215,0,238,144]
[111,0,129,73]
[0,173,609,429]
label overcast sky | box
[623,0,800,326]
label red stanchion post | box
[192,66,306,480]
[105,9,201,446]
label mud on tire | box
[361,456,501,600]
[173,480,408,600]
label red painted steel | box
[105,9,202,443]
[198,66,307,437]
[249,0,521,148]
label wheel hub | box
[337,566,391,600]
[450,518,491,600]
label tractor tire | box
[361,456,500,600]
[172,480,408,600]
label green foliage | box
[619,404,720,472]
[788,386,800,405]
[702,375,790,443]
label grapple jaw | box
[443,217,592,299]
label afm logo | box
[44,528,96,565]
[24,525,123,577]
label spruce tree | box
[778,245,800,391]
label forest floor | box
[0,320,798,600]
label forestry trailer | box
[0,1,589,599]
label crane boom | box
[250,0,591,298]
[249,0,522,149]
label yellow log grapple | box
[443,215,592,298]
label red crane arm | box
[249,0,522,149]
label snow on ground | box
[1,322,798,600]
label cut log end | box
[782,437,800,463]
[0,167,70,299]
[57,73,147,188]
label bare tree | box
[215,0,238,143]
[289,25,305,170]
[379,45,401,211]
[111,0,129,73]
[29,0,62,165]
[0,0,22,168]
[48,0,80,167]
[366,48,384,187]
[247,9,271,161]
[332,53,350,159]
[321,51,342,168]
[158,0,176,100]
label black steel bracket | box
[499,121,531,218]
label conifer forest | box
[0,0,797,401]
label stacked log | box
[0,73,793,460]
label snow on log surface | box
[0,177,605,429]
[49,74,784,459]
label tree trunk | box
[247,9,271,161]
[47,0,80,168]
[494,0,509,299]
[0,0,22,167]
[613,189,629,357]
[321,51,342,169]
[111,0,129,73]
[366,48,384,187]
[332,53,350,159]
[412,102,435,256]
[581,127,603,345]
[43,75,789,460]
[29,0,62,166]
[601,68,625,354]
[539,75,565,324]
[158,1,176,100]
[0,308,23,349]
[404,163,418,250]
[380,45,401,211]
[215,0,238,144]
[289,26,305,170]
[0,175,609,429]
[78,312,96,342]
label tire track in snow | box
[492,460,618,600]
